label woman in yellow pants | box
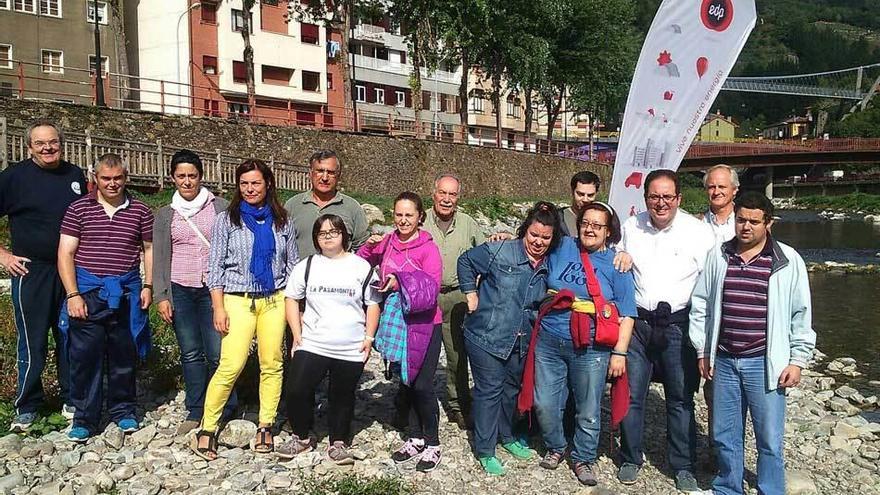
[191,159,298,460]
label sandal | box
[252,426,274,453]
[190,430,218,461]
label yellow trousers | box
[201,292,285,432]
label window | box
[300,23,319,44]
[469,94,484,113]
[14,0,36,13]
[41,49,63,73]
[231,9,252,32]
[263,65,293,85]
[326,73,333,90]
[375,88,384,104]
[0,45,11,69]
[262,0,278,5]
[87,1,108,24]
[355,84,366,103]
[200,2,217,24]
[0,0,8,9]
[228,102,250,118]
[232,61,247,83]
[506,100,521,118]
[39,0,59,17]
[395,90,405,107]
[301,70,320,92]
[202,56,217,74]
[88,55,109,75]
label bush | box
[300,473,412,495]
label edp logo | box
[701,0,733,32]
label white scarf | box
[171,187,213,219]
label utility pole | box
[92,0,106,107]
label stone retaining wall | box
[0,98,609,199]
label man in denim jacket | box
[690,192,815,495]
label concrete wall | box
[0,98,609,199]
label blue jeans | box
[712,353,786,495]
[466,336,527,458]
[171,283,236,421]
[620,319,699,471]
[533,332,610,464]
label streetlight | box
[92,0,105,107]
[176,2,202,114]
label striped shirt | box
[61,192,154,276]
[170,205,216,287]
[207,210,298,293]
[717,239,774,357]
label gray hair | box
[308,149,341,173]
[434,173,462,193]
[703,164,740,188]
[95,153,128,174]
[25,120,65,146]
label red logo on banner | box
[624,172,643,189]
[701,0,733,32]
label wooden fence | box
[0,117,310,192]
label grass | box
[299,473,412,495]
[790,192,880,214]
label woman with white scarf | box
[152,150,232,435]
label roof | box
[702,114,738,127]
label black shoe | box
[446,410,468,430]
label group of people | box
[0,119,815,493]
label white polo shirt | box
[703,208,736,245]
[620,209,715,313]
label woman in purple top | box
[357,191,444,472]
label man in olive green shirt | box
[284,150,370,258]
[423,174,486,429]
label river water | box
[772,210,880,392]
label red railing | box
[685,138,880,158]
[0,59,590,159]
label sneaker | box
[479,456,505,475]
[61,404,75,421]
[573,461,598,486]
[501,441,535,460]
[117,418,139,433]
[10,412,37,433]
[539,450,565,470]
[275,434,313,459]
[617,462,641,485]
[391,437,425,463]
[415,445,441,472]
[327,441,355,465]
[675,470,700,492]
[68,426,91,443]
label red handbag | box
[579,250,620,347]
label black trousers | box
[68,290,138,432]
[11,261,69,414]
[286,349,365,443]
[396,325,442,446]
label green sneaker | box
[502,441,535,460]
[479,456,505,475]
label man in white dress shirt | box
[616,169,715,493]
[699,164,739,245]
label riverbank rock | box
[361,204,385,225]
[0,348,878,495]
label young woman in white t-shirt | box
[276,214,381,464]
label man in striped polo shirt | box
[58,153,155,442]
[690,192,815,495]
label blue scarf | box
[239,201,276,295]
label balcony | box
[353,54,460,85]
[353,24,388,43]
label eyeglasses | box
[645,194,679,204]
[578,221,607,230]
[32,140,60,149]
[312,168,339,178]
[316,229,342,239]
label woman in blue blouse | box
[533,202,636,486]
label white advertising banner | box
[608,0,756,217]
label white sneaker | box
[61,404,75,420]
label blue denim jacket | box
[457,239,548,360]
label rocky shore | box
[0,348,878,495]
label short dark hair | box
[312,213,351,252]
[516,201,563,251]
[170,149,204,177]
[308,150,340,171]
[644,169,680,196]
[734,191,774,223]
[394,191,426,226]
[570,171,601,192]
[577,202,622,245]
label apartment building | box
[0,0,124,104]
[129,0,333,125]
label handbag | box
[579,249,620,348]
